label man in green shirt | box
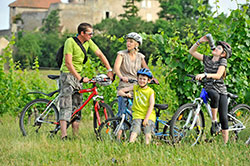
[59,22,113,140]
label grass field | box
[1,70,249,165]
[0,114,249,166]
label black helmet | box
[216,41,232,59]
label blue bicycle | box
[98,80,171,143]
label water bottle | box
[206,34,216,50]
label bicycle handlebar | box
[186,74,223,85]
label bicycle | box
[98,80,172,143]
[19,74,114,137]
[170,74,250,146]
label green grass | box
[39,69,60,86]
[1,70,249,165]
[0,114,249,166]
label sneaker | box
[210,122,220,135]
[61,136,68,141]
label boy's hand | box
[151,78,159,84]
[126,93,132,98]
[143,119,149,127]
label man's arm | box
[65,54,81,81]
[65,54,89,82]
[94,49,113,79]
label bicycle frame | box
[114,98,133,136]
[186,88,245,132]
[34,81,107,129]
[114,98,170,139]
[155,117,169,137]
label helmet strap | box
[139,83,148,89]
[219,50,226,58]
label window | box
[146,13,152,21]
[147,1,151,8]
[141,0,146,8]
[106,11,110,19]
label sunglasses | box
[85,32,94,36]
[216,46,223,51]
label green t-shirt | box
[60,38,99,73]
[131,85,156,122]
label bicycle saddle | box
[48,75,60,80]
[154,104,168,110]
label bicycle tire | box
[19,98,59,136]
[98,116,131,142]
[93,102,114,135]
[161,120,172,144]
[228,104,250,143]
[110,98,118,115]
[170,103,204,146]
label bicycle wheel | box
[93,102,114,135]
[228,104,250,143]
[170,103,204,146]
[98,117,131,142]
[110,98,118,115]
[161,120,172,144]
[19,98,59,136]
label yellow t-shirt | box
[60,38,99,73]
[131,85,156,122]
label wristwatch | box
[80,77,84,83]
[107,68,112,72]
[204,72,207,78]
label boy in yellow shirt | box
[118,68,155,144]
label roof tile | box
[9,0,61,9]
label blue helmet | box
[137,68,152,79]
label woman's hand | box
[152,77,159,84]
[121,77,129,83]
[195,74,206,80]
[199,35,209,43]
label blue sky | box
[0,0,249,30]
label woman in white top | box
[114,32,158,139]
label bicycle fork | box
[184,99,203,130]
[114,114,126,136]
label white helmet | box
[95,74,112,86]
[126,32,143,46]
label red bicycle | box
[19,74,114,137]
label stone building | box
[8,0,161,33]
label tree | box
[119,0,142,19]
[14,32,43,68]
[158,0,211,21]
[93,17,155,66]
[14,9,64,68]
[40,9,60,34]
